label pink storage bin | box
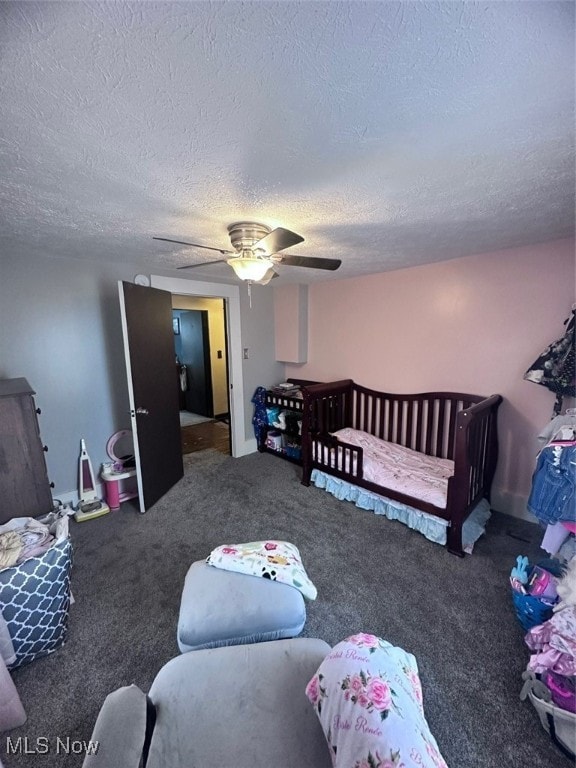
[544,671,576,714]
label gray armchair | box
[83,638,332,768]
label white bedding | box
[317,427,454,509]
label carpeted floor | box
[5,450,567,767]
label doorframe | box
[151,275,252,458]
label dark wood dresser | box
[0,378,53,524]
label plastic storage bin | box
[510,558,558,632]
[512,591,556,632]
[521,670,576,760]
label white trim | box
[151,275,251,458]
[244,436,258,455]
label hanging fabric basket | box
[524,309,576,416]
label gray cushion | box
[82,684,147,768]
[147,637,333,768]
[177,560,306,652]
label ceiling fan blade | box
[277,254,342,271]
[176,259,227,270]
[153,236,234,255]
[253,227,304,255]
[257,267,279,285]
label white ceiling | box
[1,1,574,284]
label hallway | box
[180,420,230,455]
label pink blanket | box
[320,428,454,509]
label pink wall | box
[285,238,575,519]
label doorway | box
[151,275,252,459]
[174,309,213,417]
[118,276,251,514]
[172,296,230,456]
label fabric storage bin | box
[285,445,302,460]
[0,513,72,670]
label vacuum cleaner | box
[74,439,110,522]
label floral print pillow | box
[206,540,317,599]
[305,634,448,768]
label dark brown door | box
[119,282,183,512]
[180,309,213,417]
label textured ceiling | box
[1,1,574,284]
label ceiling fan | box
[153,222,341,284]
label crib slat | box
[424,399,430,454]
[396,400,403,446]
[395,400,401,443]
[415,400,423,453]
[405,400,413,450]
[436,398,446,457]
[447,400,456,459]
[360,391,367,432]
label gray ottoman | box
[177,561,307,652]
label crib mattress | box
[323,427,454,509]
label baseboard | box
[52,481,106,510]
[55,438,256,501]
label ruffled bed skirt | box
[310,469,491,553]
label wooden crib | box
[300,380,502,556]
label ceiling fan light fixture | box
[258,266,277,285]
[226,256,273,282]
[155,222,341,279]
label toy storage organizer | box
[101,467,138,510]
[101,428,138,510]
[257,386,307,464]
[0,514,72,669]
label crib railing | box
[448,394,502,506]
[303,381,486,459]
[302,379,501,490]
[351,384,489,460]
[303,380,353,434]
[308,432,364,478]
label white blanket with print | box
[206,540,317,600]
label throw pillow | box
[305,633,448,768]
[206,540,317,600]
